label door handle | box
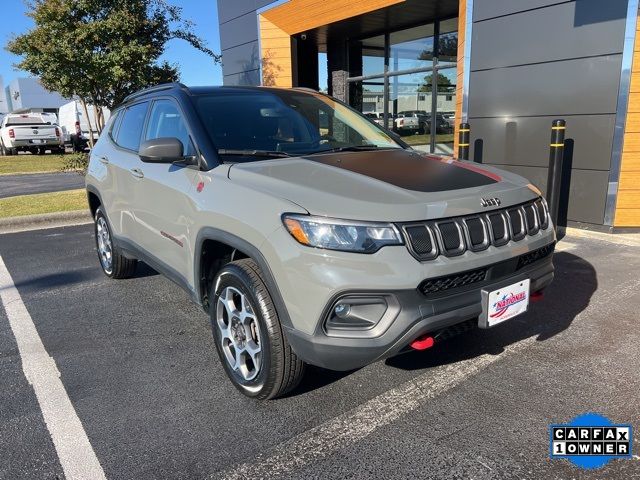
[98,156,109,164]
[130,168,144,179]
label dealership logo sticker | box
[550,413,633,469]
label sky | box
[0,0,224,88]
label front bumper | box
[284,249,554,371]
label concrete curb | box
[0,210,92,234]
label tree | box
[7,0,220,145]
[418,73,454,93]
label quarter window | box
[115,102,148,151]
[145,99,195,156]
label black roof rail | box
[122,82,187,104]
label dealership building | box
[217,0,640,230]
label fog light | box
[334,303,351,318]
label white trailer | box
[58,100,110,152]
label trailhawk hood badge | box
[481,197,501,207]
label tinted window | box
[145,99,195,156]
[115,102,148,151]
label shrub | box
[61,152,89,176]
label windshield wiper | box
[307,145,399,155]
[217,149,292,158]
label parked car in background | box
[399,111,453,135]
[365,112,420,136]
[364,111,383,124]
[0,113,63,155]
[393,113,420,135]
[59,100,111,152]
[442,111,456,129]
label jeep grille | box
[401,198,550,261]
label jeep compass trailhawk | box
[86,83,555,399]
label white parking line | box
[0,255,106,480]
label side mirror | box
[139,137,184,163]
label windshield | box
[194,89,403,159]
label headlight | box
[282,214,403,253]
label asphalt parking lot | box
[0,172,85,199]
[0,225,639,479]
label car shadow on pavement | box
[10,261,159,292]
[386,251,597,371]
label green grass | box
[402,134,454,146]
[0,189,88,219]
[0,154,76,175]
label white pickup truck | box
[364,112,420,136]
[0,113,64,155]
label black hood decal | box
[303,149,499,192]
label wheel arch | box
[86,185,102,218]
[194,227,293,329]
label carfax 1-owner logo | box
[550,413,633,469]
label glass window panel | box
[435,67,457,154]
[439,18,458,64]
[389,73,431,150]
[390,24,435,72]
[360,34,385,77]
[115,102,148,151]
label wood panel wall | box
[453,0,466,157]
[259,15,293,88]
[616,19,640,227]
[261,0,404,35]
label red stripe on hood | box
[421,154,502,182]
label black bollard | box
[458,123,470,160]
[546,119,566,231]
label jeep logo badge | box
[481,197,501,207]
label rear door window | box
[115,102,148,151]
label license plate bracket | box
[479,279,530,328]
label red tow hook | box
[410,334,435,351]
[531,290,544,302]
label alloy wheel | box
[216,286,262,381]
[96,216,113,274]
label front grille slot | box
[403,225,437,259]
[523,203,539,235]
[508,208,526,241]
[465,217,486,248]
[436,221,465,256]
[534,199,549,230]
[419,268,487,295]
[488,212,509,246]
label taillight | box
[8,129,14,139]
[55,127,60,138]
[75,121,81,135]
[399,119,404,127]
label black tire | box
[0,142,6,156]
[211,258,305,399]
[94,206,137,279]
